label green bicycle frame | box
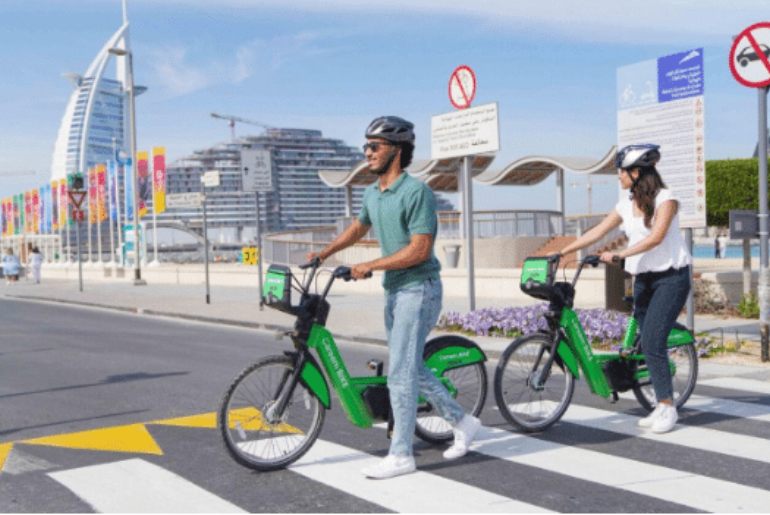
[302,324,487,428]
[557,307,695,399]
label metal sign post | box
[729,23,770,361]
[431,64,500,312]
[241,149,273,311]
[759,86,769,361]
[202,192,210,305]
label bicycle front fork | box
[532,331,563,390]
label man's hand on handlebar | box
[306,251,325,264]
[351,263,373,280]
[599,251,621,264]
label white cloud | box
[147,31,330,97]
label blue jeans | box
[385,278,465,457]
[633,266,691,403]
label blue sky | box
[1,0,769,215]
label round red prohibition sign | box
[449,65,476,109]
[730,22,770,88]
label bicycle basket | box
[262,265,293,313]
[520,256,557,300]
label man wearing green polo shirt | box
[308,116,481,479]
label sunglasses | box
[362,141,395,153]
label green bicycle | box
[494,254,698,432]
[218,258,488,471]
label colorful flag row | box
[1,147,166,237]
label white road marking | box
[291,439,552,513]
[699,377,770,396]
[467,426,770,512]
[563,404,770,464]
[48,458,245,513]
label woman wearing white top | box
[560,144,692,434]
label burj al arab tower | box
[50,0,144,182]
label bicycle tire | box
[414,336,488,444]
[632,343,698,412]
[218,355,325,471]
[494,333,575,432]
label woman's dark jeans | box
[633,266,691,403]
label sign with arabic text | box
[431,102,499,160]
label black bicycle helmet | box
[614,144,661,170]
[365,116,415,145]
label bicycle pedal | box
[367,359,384,376]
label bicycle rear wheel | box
[414,336,488,444]
[218,355,325,471]
[494,333,575,432]
[632,343,698,411]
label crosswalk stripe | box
[464,426,770,512]
[563,403,770,464]
[291,439,552,513]
[616,389,770,422]
[699,377,770,396]
[48,458,245,513]
[679,394,770,422]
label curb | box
[4,293,392,350]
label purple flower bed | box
[437,304,719,356]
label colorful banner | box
[89,167,98,224]
[97,163,107,222]
[125,160,134,224]
[59,180,68,228]
[1,199,6,236]
[24,191,31,233]
[153,147,166,214]
[45,184,53,233]
[37,186,44,234]
[14,195,21,235]
[52,181,59,231]
[108,160,118,222]
[137,151,149,217]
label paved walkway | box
[4,275,770,380]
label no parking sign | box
[729,22,770,88]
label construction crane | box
[210,113,273,142]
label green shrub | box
[738,291,760,319]
[706,158,770,226]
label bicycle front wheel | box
[494,333,575,432]
[632,343,698,411]
[218,355,325,471]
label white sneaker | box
[638,403,665,428]
[444,415,481,460]
[361,455,416,479]
[650,404,678,433]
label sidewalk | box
[4,276,770,380]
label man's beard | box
[369,149,398,175]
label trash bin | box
[443,244,461,268]
[605,261,632,313]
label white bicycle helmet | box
[615,144,661,170]
[365,116,415,145]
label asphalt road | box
[2,298,770,513]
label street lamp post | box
[108,46,144,285]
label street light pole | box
[109,47,144,285]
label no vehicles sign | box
[449,65,476,110]
[730,22,770,88]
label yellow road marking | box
[227,407,301,434]
[150,412,218,429]
[0,443,13,473]
[23,424,162,455]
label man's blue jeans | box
[385,278,465,457]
